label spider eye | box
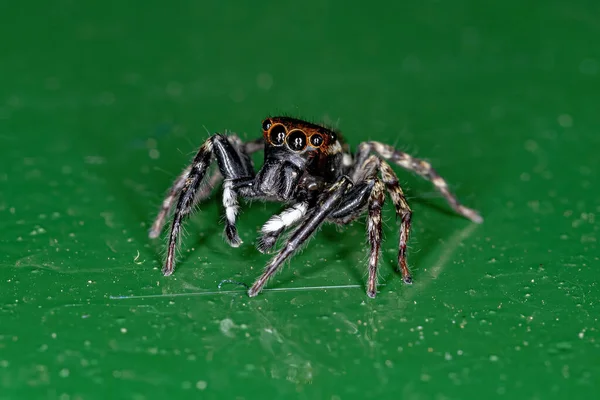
[330,132,337,142]
[269,124,286,145]
[287,130,307,152]
[262,118,272,131]
[310,134,323,147]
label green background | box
[1,1,598,399]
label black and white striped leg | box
[213,136,258,246]
[257,202,308,254]
[222,179,243,246]
[366,179,385,298]
[160,134,256,275]
[150,135,263,240]
[248,176,353,297]
[327,177,387,298]
[149,164,193,239]
[163,140,215,276]
[347,154,415,285]
[355,142,483,223]
[222,177,261,247]
[198,137,264,209]
[379,160,413,283]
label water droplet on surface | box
[558,114,573,128]
[548,341,573,355]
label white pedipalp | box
[222,180,239,225]
[262,203,308,233]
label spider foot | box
[148,228,160,239]
[367,288,377,298]
[394,265,414,285]
[458,205,483,224]
[397,249,413,285]
[247,285,260,297]
[256,231,280,254]
[225,225,243,247]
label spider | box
[149,117,482,298]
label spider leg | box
[149,164,193,239]
[243,137,265,154]
[150,166,222,240]
[354,141,483,223]
[194,168,223,205]
[366,179,385,298]
[162,140,214,276]
[328,180,375,223]
[340,154,414,292]
[218,136,263,246]
[161,134,256,276]
[149,135,263,239]
[326,154,380,224]
[327,177,386,298]
[379,160,413,283]
[257,202,309,254]
[248,176,353,297]
[198,137,264,205]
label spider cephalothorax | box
[149,116,482,298]
[253,117,344,201]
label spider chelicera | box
[149,117,483,298]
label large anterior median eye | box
[269,124,286,145]
[287,130,307,151]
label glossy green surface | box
[1,1,598,399]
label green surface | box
[1,1,598,399]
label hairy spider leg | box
[325,154,381,224]
[149,135,264,239]
[248,176,353,297]
[196,137,264,217]
[162,140,214,276]
[162,134,255,275]
[327,177,387,298]
[194,169,223,206]
[366,179,386,298]
[149,164,192,239]
[328,180,376,223]
[379,160,413,283]
[355,142,483,223]
[337,155,415,292]
[216,137,264,246]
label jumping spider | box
[149,117,482,298]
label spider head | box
[256,116,344,198]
